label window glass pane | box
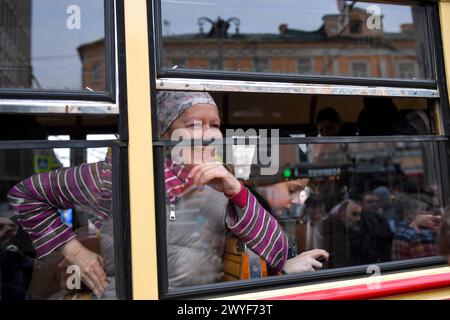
[161,0,431,80]
[48,136,70,167]
[0,147,116,300]
[0,0,107,91]
[87,134,118,163]
[161,140,444,290]
[157,91,434,139]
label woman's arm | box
[225,186,288,272]
[7,160,111,297]
[187,162,289,271]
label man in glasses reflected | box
[321,200,363,268]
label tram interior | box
[0,93,444,297]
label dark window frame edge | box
[152,135,448,147]
[162,256,449,300]
[112,142,133,300]
[0,140,123,150]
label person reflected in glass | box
[392,194,441,260]
[356,192,393,264]
[321,200,362,268]
[309,107,347,166]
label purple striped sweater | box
[7,152,112,259]
[165,160,288,271]
[7,153,288,272]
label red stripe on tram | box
[262,273,450,300]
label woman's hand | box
[60,239,108,298]
[282,249,329,274]
[188,162,242,197]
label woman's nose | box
[203,128,222,140]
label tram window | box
[0,0,110,92]
[157,91,434,138]
[0,147,117,300]
[160,139,444,290]
[154,89,446,296]
[159,0,432,81]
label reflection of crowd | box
[258,178,443,269]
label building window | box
[351,62,369,77]
[160,0,432,81]
[297,58,313,74]
[209,59,221,70]
[350,20,363,34]
[398,62,416,79]
[90,63,103,84]
[170,58,186,69]
[253,58,270,73]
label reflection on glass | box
[163,140,443,289]
[161,0,430,80]
[0,148,115,300]
[0,0,106,91]
[257,142,442,268]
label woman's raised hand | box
[188,162,242,197]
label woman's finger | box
[192,163,221,187]
[188,162,212,179]
[197,165,225,187]
[94,264,108,290]
[91,267,107,295]
[94,257,108,284]
[81,272,98,295]
[308,258,322,269]
[190,163,213,185]
[311,249,329,260]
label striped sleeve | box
[226,187,289,272]
[7,160,111,259]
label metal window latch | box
[169,204,176,221]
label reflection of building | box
[78,39,106,91]
[162,7,425,79]
[0,0,32,88]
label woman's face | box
[261,179,308,216]
[164,104,223,165]
[164,104,222,140]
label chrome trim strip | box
[0,100,118,114]
[156,78,439,98]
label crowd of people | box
[261,184,443,269]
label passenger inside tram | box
[157,91,329,286]
[315,107,343,137]
[4,91,333,297]
[0,90,445,299]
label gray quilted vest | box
[166,186,228,288]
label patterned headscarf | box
[157,91,217,137]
